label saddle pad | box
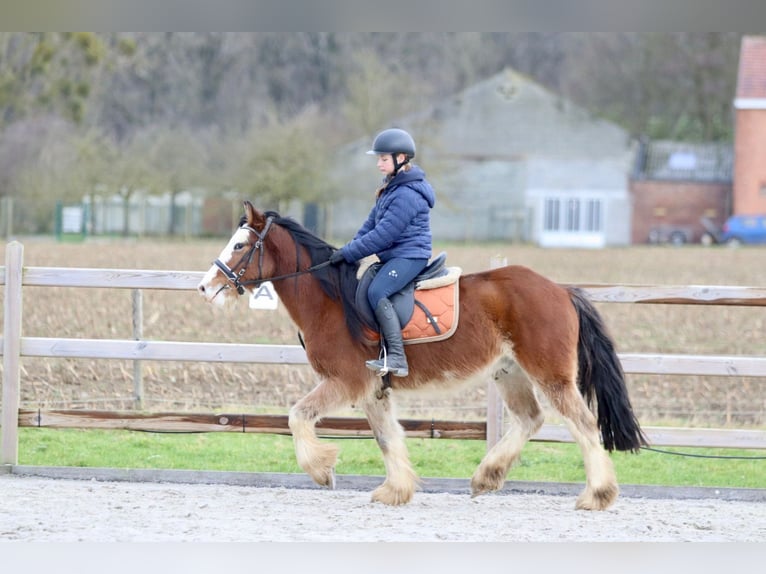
[363,280,459,345]
[402,281,459,344]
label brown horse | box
[198,201,646,510]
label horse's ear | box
[243,200,266,229]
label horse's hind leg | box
[535,372,618,511]
[288,379,344,488]
[361,392,419,506]
[471,356,544,497]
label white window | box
[544,198,560,231]
[543,197,603,233]
[584,199,602,232]
[565,198,580,231]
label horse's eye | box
[233,242,245,250]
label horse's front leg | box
[361,390,419,506]
[288,379,344,488]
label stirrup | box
[366,361,408,377]
[365,360,388,376]
[365,348,408,377]
[366,347,389,376]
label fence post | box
[2,241,23,465]
[485,255,507,452]
[132,289,144,410]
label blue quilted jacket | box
[340,165,435,263]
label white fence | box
[3,240,766,466]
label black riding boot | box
[366,298,409,377]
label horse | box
[197,200,647,510]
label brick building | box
[630,140,732,244]
[733,35,766,215]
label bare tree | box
[232,107,336,210]
[560,33,740,141]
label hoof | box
[309,466,337,489]
[470,467,506,497]
[371,481,415,506]
[575,484,619,511]
[302,443,339,488]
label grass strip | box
[16,428,766,489]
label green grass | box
[17,428,766,489]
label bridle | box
[212,216,332,296]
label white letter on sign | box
[249,281,279,310]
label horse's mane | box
[251,211,366,343]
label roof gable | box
[417,69,632,161]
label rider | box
[329,128,436,377]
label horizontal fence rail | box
[7,337,766,378]
[16,337,311,364]
[3,240,766,467]
[8,265,766,302]
[578,283,766,306]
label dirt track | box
[1,474,764,542]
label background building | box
[629,140,732,244]
[733,35,766,216]
[331,69,636,248]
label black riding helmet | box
[366,128,416,173]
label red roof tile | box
[737,36,766,99]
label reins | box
[236,259,333,292]
[213,216,333,295]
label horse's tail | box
[568,287,647,452]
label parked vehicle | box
[700,216,723,245]
[720,214,766,246]
[647,225,693,246]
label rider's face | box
[376,153,405,176]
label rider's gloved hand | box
[329,250,345,265]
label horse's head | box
[197,200,277,306]
[198,199,368,342]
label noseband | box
[213,216,275,295]
[213,216,333,296]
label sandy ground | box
[1,474,764,542]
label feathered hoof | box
[575,484,619,511]
[371,481,415,506]
[303,443,339,488]
[470,467,506,497]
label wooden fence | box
[3,240,766,467]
